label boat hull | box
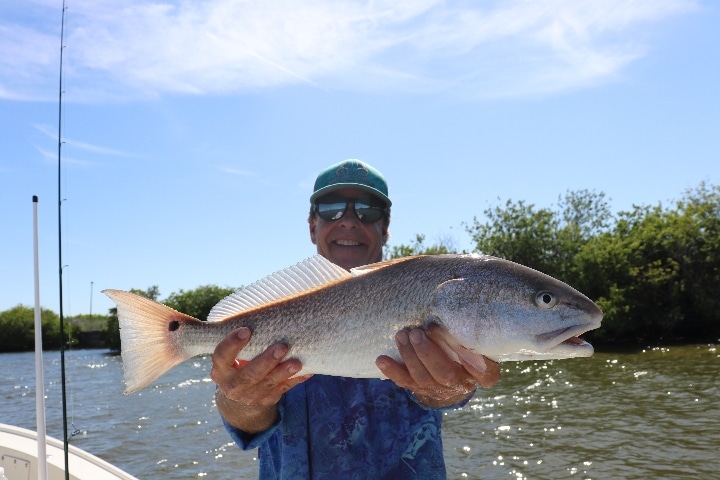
[0,423,137,480]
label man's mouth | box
[335,239,362,246]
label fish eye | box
[535,291,557,309]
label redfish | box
[104,254,602,394]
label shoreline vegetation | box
[3,183,718,353]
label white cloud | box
[0,0,700,102]
[220,167,256,177]
[37,146,98,167]
[33,124,139,166]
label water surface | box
[1,345,717,479]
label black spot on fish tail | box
[169,320,180,332]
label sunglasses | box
[314,196,387,224]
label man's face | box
[309,188,387,270]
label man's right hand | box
[210,327,312,434]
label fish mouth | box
[536,324,595,356]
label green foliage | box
[577,183,720,343]
[163,284,236,320]
[104,315,120,352]
[467,199,562,277]
[465,190,613,284]
[0,305,78,352]
[385,234,460,259]
[67,314,111,332]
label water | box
[1,346,718,479]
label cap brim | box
[310,183,391,206]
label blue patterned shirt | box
[222,375,468,479]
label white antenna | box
[32,196,49,480]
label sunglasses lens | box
[354,203,384,223]
[316,202,347,221]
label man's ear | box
[309,217,317,244]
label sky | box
[1,0,718,316]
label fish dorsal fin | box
[350,255,421,275]
[207,255,351,322]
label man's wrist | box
[413,389,472,409]
[215,388,279,434]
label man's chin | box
[328,245,369,269]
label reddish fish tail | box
[103,289,201,394]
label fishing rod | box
[57,0,71,478]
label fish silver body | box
[104,254,603,394]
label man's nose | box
[338,204,360,227]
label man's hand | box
[211,327,312,434]
[375,324,501,409]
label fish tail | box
[103,289,201,394]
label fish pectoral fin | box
[427,323,488,381]
[431,279,491,380]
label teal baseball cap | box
[310,159,391,206]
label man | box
[211,159,500,479]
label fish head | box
[432,255,603,362]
